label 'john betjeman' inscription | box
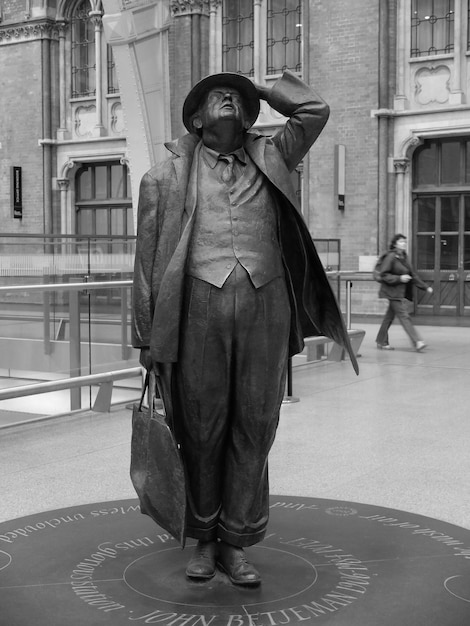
[68,533,371,623]
[3,499,470,624]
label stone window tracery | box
[71,0,96,97]
[221,0,302,78]
[222,0,254,76]
[266,0,302,75]
[411,0,455,57]
[70,0,119,100]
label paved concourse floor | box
[1,320,470,626]
[0,320,469,528]
[0,324,470,626]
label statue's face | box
[196,86,247,131]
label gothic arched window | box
[266,0,302,75]
[222,0,302,78]
[70,0,119,98]
[411,0,454,57]
[71,0,96,97]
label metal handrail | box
[0,280,132,293]
[0,367,142,401]
[0,278,138,419]
[0,233,136,239]
[0,367,143,428]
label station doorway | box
[412,138,470,317]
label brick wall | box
[307,0,382,271]
[0,40,45,232]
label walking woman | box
[376,234,433,352]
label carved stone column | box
[90,10,105,135]
[57,178,71,235]
[209,0,222,74]
[57,21,69,140]
[449,0,463,105]
[394,0,408,110]
[393,158,410,235]
[253,0,262,84]
[42,26,53,234]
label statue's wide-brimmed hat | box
[183,73,260,133]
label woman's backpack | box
[373,252,388,283]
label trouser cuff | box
[217,525,266,548]
[186,524,218,543]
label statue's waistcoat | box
[187,151,284,288]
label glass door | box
[414,194,470,316]
[412,137,470,317]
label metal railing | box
[326,270,366,330]
[0,367,143,429]
[0,247,372,423]
[0,277,139,422]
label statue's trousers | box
[174,263,290,547]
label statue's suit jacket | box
[132,70,359,376]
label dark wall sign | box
[12,166,23,219]
[334,144,346,211]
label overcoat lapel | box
[166,134,199,220]
[245,134,300,210]
[150,137,200,362]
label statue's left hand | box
[253,82,270,101]
[139,347,153,371]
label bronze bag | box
[130,370,186,546]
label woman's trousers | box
[376,298,421,347]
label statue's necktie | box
[219,154,235,184]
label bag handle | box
[138,371,149,411]
[149,370,157,413]
[138,370,159,415]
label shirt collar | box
[202,145,247,169]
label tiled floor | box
[1,321,469,530]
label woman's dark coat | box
[379,251,428,301]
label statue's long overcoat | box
[132,71,359,384]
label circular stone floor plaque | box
[1,497,470,626]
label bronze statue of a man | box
[132,70,358,586]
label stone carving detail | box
[393,158,409,175]
[121,0,154,7]
[398,134,423,160]
[89,10,103,30]
[57,178,70,191]
[0,21,56,44]
[414,65,450,105]
[111,102,125,134]
[57,20,69,37]
[88,0,103,11]
[60,159,76,180]
[75,105,96,137]
[170,0,211,16]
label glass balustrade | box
[0,235,141,425]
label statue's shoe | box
[217,542,261,586]
[185,541,217,579]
